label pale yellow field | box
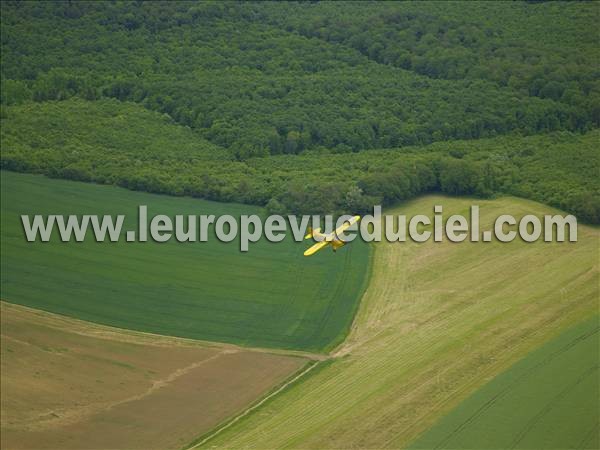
[0,302,308,450]
[202,196,599,449]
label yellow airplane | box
[304,215,361,256]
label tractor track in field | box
[432,327,599,450]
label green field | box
[1,2,599,448]
[202,196,599,449]
[0,171,370,352]
[409,315,599,449]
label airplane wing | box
[334,215,361,238]
[304,241,329,256]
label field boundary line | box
[0,301,327,361]
[328,240,377,356]
[184,360,322,449]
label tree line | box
[2,99,598,223]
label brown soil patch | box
[0,302,308,449]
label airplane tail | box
[331,239,345,252]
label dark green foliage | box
[2,99,598,221]
[257,1,599,113]
[0,1,598,222]
[1,1,598,154]
[438,159,481,196]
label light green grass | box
[0,171,370,352]
[409,315,599,450]
[202,196,599,449]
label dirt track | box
[0,302,308,450]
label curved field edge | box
[183,359,333,450]
[184,256,375,448]
[0,301,310,450]
[0,171,370,353]
[324,242,376,353]
[183,233,375,448]
[408,314,599,450]
[200,195,599,449]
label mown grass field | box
[409,314,599,450]
[0,171,370,352]
[202,196,599,449]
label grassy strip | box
[203,196,599,448]
[182,358,332,449]
[408,315,599,449]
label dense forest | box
[1,1,598,222]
